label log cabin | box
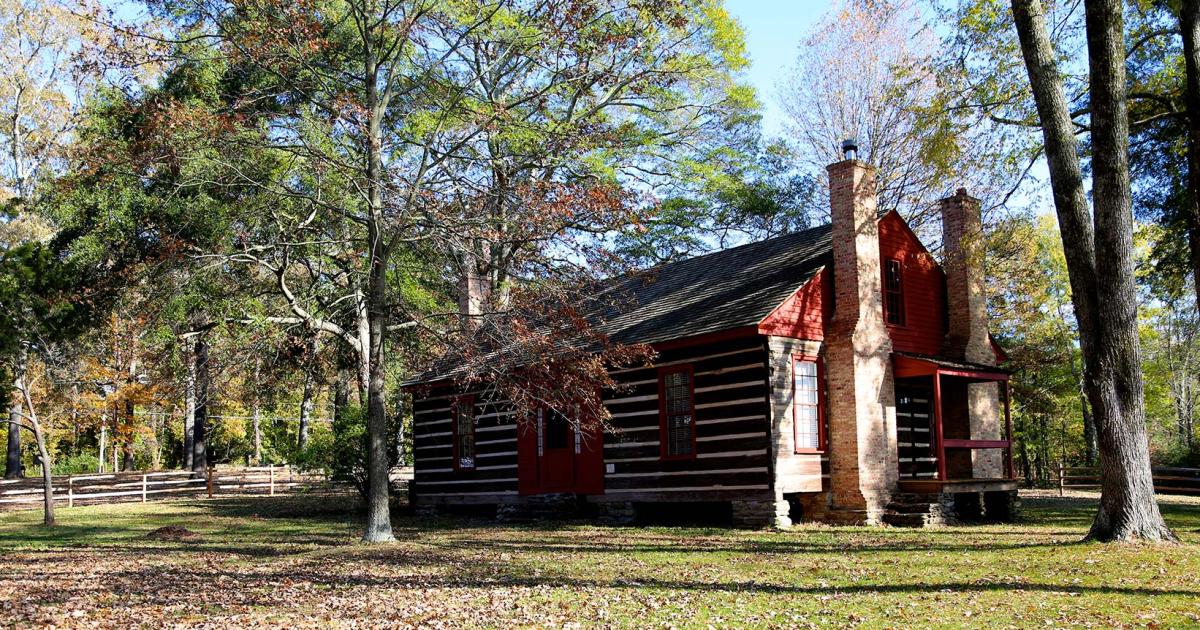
[405,155,1018,527]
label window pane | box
[545,408,569,449]
[884,259,905,325]
[668,413,693,456]
[456,402,475,468]
[793,360,821,450]
[662,369,694,456]
[664,371,691,414]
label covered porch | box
[893,352,1016,494]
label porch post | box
[933,371,947,481]
[1004,381,1015,480]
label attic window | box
[883,258,906,326]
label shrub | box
[51,453,100,475]
[293,404,399,499]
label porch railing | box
[931,378,1016,481]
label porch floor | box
[897,478,1018,494]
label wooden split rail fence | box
[0,466,348,511]
[1058,465,1200,496]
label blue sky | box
[726,1,1048,217]
[723,1,832,136]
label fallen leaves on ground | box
[0,492,1197,629]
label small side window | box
[793,357,824,452]
[883,258,906,326]
[659,366,695,459]
[453,395,476,470]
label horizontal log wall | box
[601,335,773,498]
[411,334,775,503]
[411,386,521,502]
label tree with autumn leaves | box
[48,0,758,541]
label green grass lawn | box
[1,492,1198,629]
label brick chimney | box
[940,189,993,365]
[823,157,898,524]
[940,189,1003,478]
[457,251,488,329]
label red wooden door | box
[517,408,604,495]
[539,409,576,491]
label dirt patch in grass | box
[145,525,199,541]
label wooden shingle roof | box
[596,223,832,345]
[405,223,833,385]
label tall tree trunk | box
[97,423,106,473]
[15,375,54,526]
[298,376,314,451]
[183,342,196,470]
[34,423,53,527]
[1082,0,1172,542]
[150,404,162,470]
[361,49,394,543]
[297,336,317,451]
[5,361,24,479]
[5,400,20,479]
[121,399,136,472]
[252,359,262,465]
[191,336,209,474]
[364,272,393,542]
[1070,353,1098,465]
[355,290,371,407]
[1011,0,1176,541]
[1181,0,1200,307]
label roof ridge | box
[628,221,832,278]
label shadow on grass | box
[176,493,366,519]
[1,493,1196,615]
[440,539,1077,555]
[10,533,1192,612]
[3,493,1195,568]
[0,524,129,549]
[69,561,1200,606]
[1021,494,1200,531]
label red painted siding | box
[757,267,832,340]
[878,212,945,355]
[516,419,539,495]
